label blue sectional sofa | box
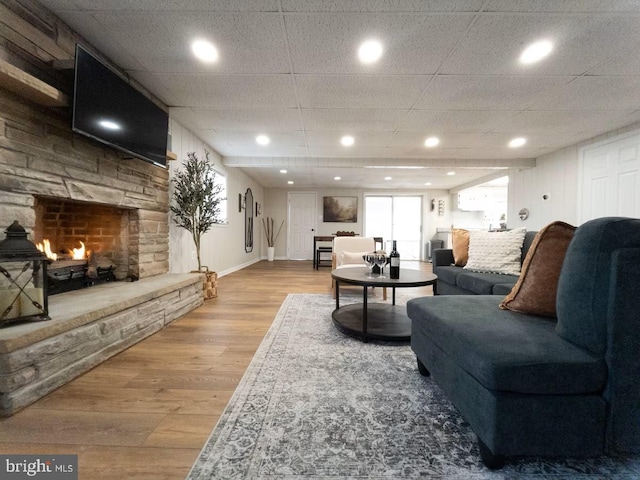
[432,230,537,295]
[407,217,640,468]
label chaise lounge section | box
[407,217,640,468]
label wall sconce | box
[430,199,435,212]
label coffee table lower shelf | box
[331,303,410,342]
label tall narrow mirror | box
[245,188,254,252]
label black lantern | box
[0,221,49,327]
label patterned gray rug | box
[186,293,640,479]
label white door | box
[288,192,316,260]
[580,131,640,223]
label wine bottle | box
[390,240,400,279]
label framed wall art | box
[323,196,358,223]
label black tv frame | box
[72,44,169,168]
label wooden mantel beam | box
[0,58,69,107]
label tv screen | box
[72,44,168,168]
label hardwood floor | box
[0,260,433,480]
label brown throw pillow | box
[452,228,470,266]
[499,221,576,318]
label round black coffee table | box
[331,267,437,342]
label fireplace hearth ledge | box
[0,273,204,416]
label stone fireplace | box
[0,93,206,415]
[0,35,205,415]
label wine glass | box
[374,253,387,278]
[363,253,375,278]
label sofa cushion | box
[407,296,607,395]
[556,217,640,355]
[434,265,463,286]
[500,221,576,318]
[465,228,526,275]
[452,228,470,266]
[456,271,519,295]
[493,283,516,295]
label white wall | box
[508,120,640,231]
[508,146,580,230]
[170,118,640,270]
[168,119,264,275]
[264,186,452,259]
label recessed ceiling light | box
[334,176,341,180]
[424,182,432,186]
[519,40,553,65]
[280,169,287,174]
[341,135,354,147]
[192,39,219,63]
[358,40,383,64]
[287,180,294,185]
[384,176,392,181]
[509,137,526,148]
[256,135,270,145]
[424,136,440,147]
[447,171,455,176]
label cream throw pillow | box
[341,251,370,266]
[464,228,526,276]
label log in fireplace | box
[47,258,117,295]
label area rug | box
[186,293,640,479]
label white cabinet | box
[457,191,486,211]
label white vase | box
[267,246,275,261]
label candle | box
[19,288,45,317]
[0,289,20,320]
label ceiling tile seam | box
[489,73,582,125]
[484,109,541,136]
[129,72,602,79]
[79,14,173,106]
[280,11,482,16]
[67,10,640,19]
[83,13,148,74]
[278,10,637,17]
[384,0,491,152]
[480,11,640,17]
[581,39,640,78]
[278,0,308,156]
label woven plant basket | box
[198,266,218,299]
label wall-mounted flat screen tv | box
[72,44,168,168]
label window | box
[213,168,227,224]
[365,195,422,259]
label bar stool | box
[316,246,333,269]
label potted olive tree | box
[171,150,225,272]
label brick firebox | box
[34,197,134,280]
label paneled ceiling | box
[39,0,640,190]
